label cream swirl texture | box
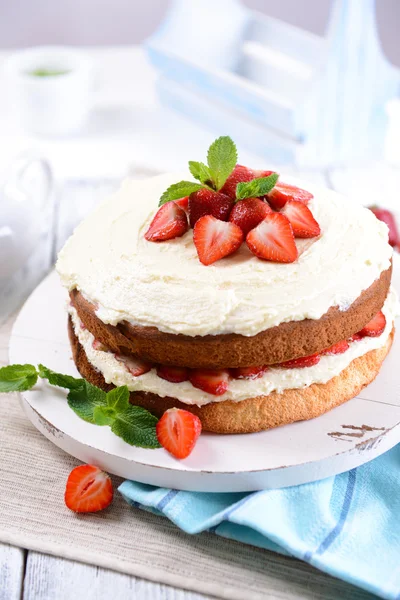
[57,173,393,336]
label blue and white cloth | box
[119,445,400,600]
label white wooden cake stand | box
[9,260,400,492]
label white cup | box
[4,46,93,136]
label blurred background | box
[1,0,399,322]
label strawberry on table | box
[278,354,320,369]
[230,365,268,380]
[321,340,350,356]
[156,408,202,459]
[188,188,234,227]
[229,198,272,236]
[267,182,313,210]
[369,206,399,248]
[189,368,230,395]
[65,464,113,513]
[193,215,243,265]
[115,354,153,376]
[358,311,386,338]
[281,200,321,238]
[220,164,256,199]
[156,365,190,383]
[246,212,298,263]
[145,202,188,242]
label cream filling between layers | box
[57,173,393,337]
[69,289,398,407]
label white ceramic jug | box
[0,156,53,280]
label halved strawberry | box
[115,354,153,376]
[252,169,274,179]
[268,182,313,210]
[189,368,229,395]
[174,196,189,211]
[358,311,386,338]
[156,408,202,459]
[145,202,188,242]
[278,353,320,368]
[246,213,298,263]
[220,164,255,199]
[229,198,272,236]
[321,340,349,356]
[156,365,189,383]
[188,188,234,227]
[281,200,321,238]
[64,465,113,513]
[230,365,268,380]
[92,339,109,352]
[193,215,243,266]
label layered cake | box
[57,138,396,434]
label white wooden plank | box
[23,552,213,600]
[0,543,25,600]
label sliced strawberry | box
[252,169,274,179]
[156,365,189,383]
[229,198,272,236]
[281,200,321,239]
[188,188,234,227]
[349,333,363,343]
[92,339,109,352]
[115,353,153,376]
[268,182,313,210]
[369,206,399,247]
[145,202,188,242]
[174,196,189,211]
[156,408,202,459]
[189,368,229,395]
[358,311,386,338]
[321,340,350,356]
[220,164,255,199]
[230,365,268,380]
[193,215,243,266]
[278,353,320,369]
[246,213,298,263]
[64,465,113,513]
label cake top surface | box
[56,172,392,337]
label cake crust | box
[68,317,394,434]
[70,264,392,368]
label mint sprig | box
[207,136,237,191]
[159,136,238,205]
[1,363,160,449]
[236,173,279,201]
[159,181,203,206]
[0,364,38,392]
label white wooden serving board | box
[9,262,400,492]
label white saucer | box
[9,261,400,492]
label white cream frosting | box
[69,289,398,407]
[57,173,393,337]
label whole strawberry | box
[188,188,233,228]
[369,206,399,248]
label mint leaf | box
[207,136,237,191]
[236,173,279,200]
[38,364,83,390]
[106,385,130,412]
[0,364,38,392]
[111,405,160,449]
[159,181,203,206]
[93,405,115,426]
[188,161,213,186]
[67,381,107,424]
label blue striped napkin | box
[119,445,400,599]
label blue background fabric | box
[119,445,400,600]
